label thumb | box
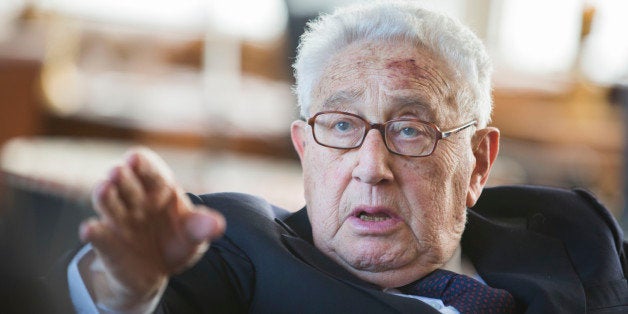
[183,207,226,244]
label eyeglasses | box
[307,111,477,157]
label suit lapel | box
[282,207,313,242]
[463,209,586,313]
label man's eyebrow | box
[389,95,436,120]
[322,90,363,110]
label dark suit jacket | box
[152,185,627,313]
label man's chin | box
[341,257,433,288]
[337,246,414,273]
[328,241,447,287]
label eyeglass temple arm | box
[441,121,477,139]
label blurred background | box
[1,0,627,289]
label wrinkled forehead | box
[311,40,460,124]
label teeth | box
[359,213,389,222]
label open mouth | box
[349,207,400,232]
[357,211,391,222]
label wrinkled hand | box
[79,148,226,311]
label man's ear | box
[291,120,307,161]
[466,127,500,208]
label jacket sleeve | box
[156,236,255,314]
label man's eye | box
[389,122,430,140]
[334,121,352,132]
[400,127,419,137]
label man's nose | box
[351,129,394,185]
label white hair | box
[292,0,493,127]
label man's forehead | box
[320,88,438,121]
[312,41,454,122]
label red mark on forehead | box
[385,58,425,89]
[386,59,421,78]
[385,58,447,95]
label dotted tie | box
[399,269,518,314]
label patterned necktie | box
[399,269,517,314]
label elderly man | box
[63,1,627,313]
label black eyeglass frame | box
[306,110,477,157]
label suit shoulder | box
[475,185,622,236]
[474,185,627,284]
[187,192,291,221]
